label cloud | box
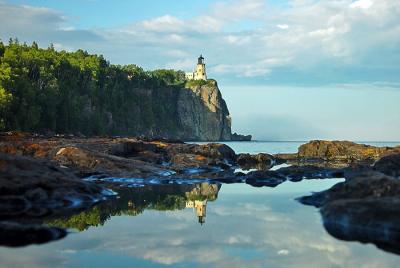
[0,0,399,84]
[277,24,289,30]
[0,1,102,47]
[139,15,185,33]
[350,0,373,9]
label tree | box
[0,40,186,136]
[32,41,38,50]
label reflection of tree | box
[47,183,220,231]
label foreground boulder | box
[373,153,400,178]
[299,171,400,254]
[0,153,113,219]
[0,152,117,246]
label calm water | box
[1,141,399,268]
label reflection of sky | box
[1,179,399,268]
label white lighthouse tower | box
[185,55,207,81]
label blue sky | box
[1,0,400,140]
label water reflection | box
[47,183,220,231]
[1,181,400,268]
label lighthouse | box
[185,55,207,81]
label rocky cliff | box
[0,42,237,141]
[177,80,232,141]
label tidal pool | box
[1,178,399,268]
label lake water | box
[1,141,399,268]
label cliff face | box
[0,43,236,140]
[177,81,232,141]
[111,80,232,141]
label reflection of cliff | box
[47,183,220,231]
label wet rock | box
[274,153,298,163]
[298,171,400,254]
[244,170,286,187]
[373,153,400,178]
[298,171,400,208]
[237,153,274,170]
[277,165,345,182]
[0,153,112,219]
[321,198,400,255]
[212,177,244,184]
[0,221,67,247]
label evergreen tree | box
[0,40,186,135]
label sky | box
[0,0,399,140]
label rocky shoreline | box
[1,132,400,251]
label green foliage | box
[0,41,187,136]
[149,69,186,86]
[185,79,215,88]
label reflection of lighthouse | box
[186,200,207,225]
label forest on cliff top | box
[0,39,214,136]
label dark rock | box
[277,165,345,182]
[373,153,400,178]
[245,170,286,187]
[0,221,67,247]
[231,132,252,141]
[298,171,400,208]
[321,198,400,255]
[0,153,112,219]
[298,171,400,254]
[273,153,297,164]
[109,140,161,157]
[237,153,274,170]
[213,176,244,184]
[297,191,328,207]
